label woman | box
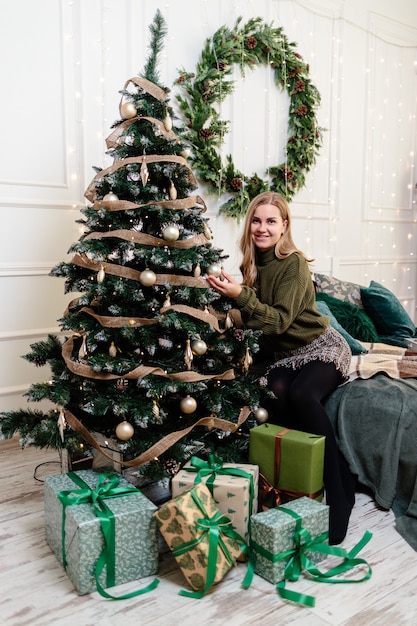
[206,191,355,544]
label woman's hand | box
[206,270,242,299]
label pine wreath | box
[175,16,324,221]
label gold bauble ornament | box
[103,192,119,202]
[120,101,137,119]
[207,263,221,277]
[180,395,197,414]
[115,420,134,440]
[139,269,157,286]
[191,338,207,356]
[163,224,180,242]
[180,148,190,158]
[253,407,269,424]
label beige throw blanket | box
[348,342,417,381]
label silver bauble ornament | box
[103,192,119,202]
[207,263,221,277]
[115,420,134,440]
[180,395,197,414]
[163,225,180,242]
[120,102,137,119]
[191,338,208,356]
[139,269,157,286]
[253,407,269,424]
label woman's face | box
[250,203,287,250]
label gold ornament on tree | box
[240,347,253,374]
[57,408,66,442]
[163,111,173,131]
[207,263,221,277]
[203,223,212,240]
[120,101,137,119]
[103,192,119,202]
[162,224,180,241]
[184,339,193,370]
[140,151,149,187]
[191,337,207,356]
[139,269,157,286]
[169,180,177,200]
[193,263,201,278]
[78,335,87,359]
[253,407,269,424]
[97,264,106,284]
[225,312,233,329]
[109,341,117,357]
[163,293,171,308]
[152,400,160,419]
[115,420,134,440]
[180,395,197,414]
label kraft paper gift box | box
[153,482,246,597]
[249,496,329,584]
[249,424,325,502]
[44,470,159,595]
[171,455,258,540]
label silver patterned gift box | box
[44,470,159,595]
[250,496,329,584]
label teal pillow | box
[315,300,367,355]
[316,292,380,343]
[360,281,416,339]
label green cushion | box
[315,300,367,355]
[360,281,416,339]
[316,292,380,343]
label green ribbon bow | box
[186,455,255,527]
[172,488,248,599]
[57,471,159,600]
[242,505,372,607]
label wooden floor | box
[2,437,417,626]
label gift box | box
[249,424,325,502]
[153,482,246,598]
[171,455,258,540]
[249,496,329,584]
[44,470,159,595]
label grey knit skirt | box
[262,326,352,383]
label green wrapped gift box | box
[249,424,325,501]
[250,496,329,584]
[44,470,159,595]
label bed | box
[313,273,417,550]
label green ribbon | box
[242,505,372,607]
[171,487,248,599]
[185,455,256,529]
[57,471,159,600]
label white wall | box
[1,0,417,412]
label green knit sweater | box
[235,248,328,355]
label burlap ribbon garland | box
[64,406,251,468]
[84,229,209,249]
[85,155,196,203]
[121,76,168,103]
[71,252,209,288]
[106,117,178,150]
[62,334,235,382]
[91,195,207,213]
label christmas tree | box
[0,11,269,481]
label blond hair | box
[239,191,313,287]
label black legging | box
[267,360,356,543]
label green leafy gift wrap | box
[44,470,159,595]
[249,496,329,584]
[249,424,325,501]
[171,455,258,540]
[153,482,246,598]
